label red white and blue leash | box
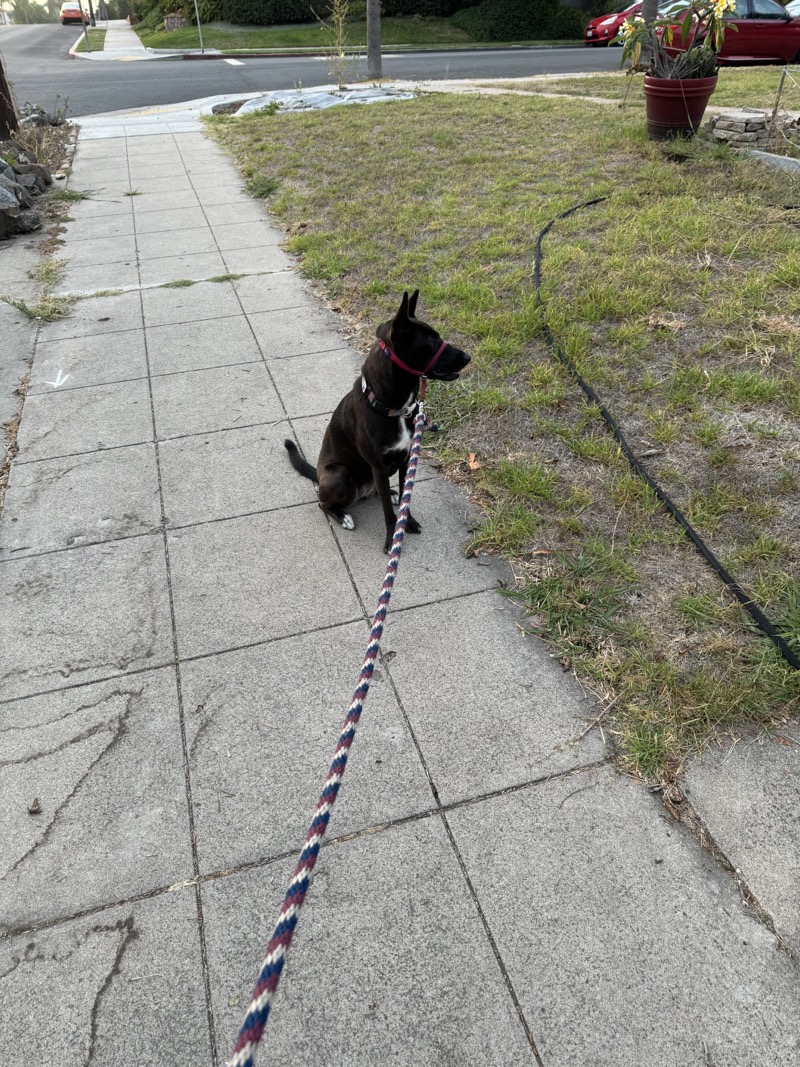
[229,378,430,1067]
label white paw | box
[390,491,399,505]
[341,514,355,530]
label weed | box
[246,175,280,199]
[49,188,90,203]
[1,295,75,322]
[28,260,66,286]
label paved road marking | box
[224,58,245,65]
[45,369,70,389]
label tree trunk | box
[366,0,381,80]
[0,56,18,142]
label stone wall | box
[702,108,800,154]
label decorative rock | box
[15,209,42,232]
[0,182,20,215]
[12,162,53,185]
[14,173,42,192]
[0,173,35,208]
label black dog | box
[284,290,470,552]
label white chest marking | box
[385,417,412,457]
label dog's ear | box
[397,291,410,324]
[408,289,419,319]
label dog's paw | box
[390,490,400,506]
[407,514,422,535]
[341,514,355,531]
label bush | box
[221,0,317,24]
[195,0,224,20]
[452,0,585,40]
[542,4,588,37]
[382,0,480,15]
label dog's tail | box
[284,439,318,482]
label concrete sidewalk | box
[71,17,184,60]
[1,98,799,1067]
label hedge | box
[381,0,481,15]
[452,0,583,40]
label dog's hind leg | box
[318,465,358,531]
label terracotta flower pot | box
[642,75,718,140]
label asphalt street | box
[0,22,621,115]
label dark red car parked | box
[665,0,800,62]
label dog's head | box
[377,290,470,382]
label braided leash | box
[229,382,430,1067]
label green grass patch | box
[208,89,800,783]
[74,28,107,52]
[483,66,793,111]
[136,17,475,51]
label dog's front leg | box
[397,458,422,537]
[373,472,400,554]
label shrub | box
[195,0,224,20]
[382,0,480,15]
[452,0,563,40]
[221,0,317,24]
[543,4,588,37]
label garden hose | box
[533,198,799,671]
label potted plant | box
[619,0,736,139]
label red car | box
[665,0,800,62]
[585,1,642,45]
[59,1,89,23]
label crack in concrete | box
[2,689,142,881]
[85,916,139,1067]
[0,720,109,769]
[0,687,135,734]
[662,782,799,965]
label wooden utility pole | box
[0,54,18,141]
[366,0,381,79]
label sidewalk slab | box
[147,315,262,375]
[149,362,281,439]
[141,278,242,326]
[0,890,212,1067]
[0,669,192,930]
[448,766,800,1067]
[270,347,361,417]
[0,535,173,701]
[333,475,503,611]
[166,507,363,659]
[0,443,160,558]
[158,422,316,528]
[29,330,148,393]
[181,623,435,873]
[686,726,800,958]
[15,378,153,462]
[37,291,143,340]
[385,590,604,803]
[201,817,536,1066]
[138,250,227,286]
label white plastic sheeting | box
[236,86,416,114]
